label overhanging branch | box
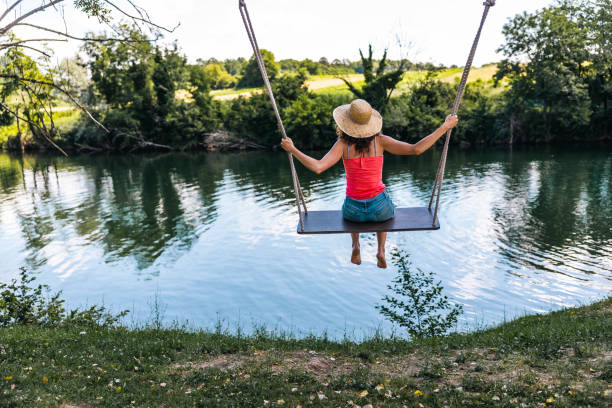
[0,74,110,133]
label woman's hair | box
[337,127,380,155]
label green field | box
[211,66,499,100]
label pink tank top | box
[342,137,386,200]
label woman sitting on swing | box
[281,99,458,268]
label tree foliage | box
[376,249,463,338]
[495,0,611,142]
[343,45,406,113]
[237,49,279,88]
[81,26,217,150]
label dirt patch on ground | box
[171,344,610,391]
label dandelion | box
[116,386,122,392]
[42,377,48,383]
[414,389,423,397]
[44,342,49,347]
[359,390,368,398]
[4,376,12,381]
[546,396,555,404]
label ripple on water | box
[0,149,610,337]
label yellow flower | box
[4,376,12,381]
[359,390,368,398]
[44,342,49,347]
[42,377,48,383]
[414,389,423,397]
[116,386,122,392]
[546,397,555,404]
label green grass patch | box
[1,297,609,406]
[0,109,81,148]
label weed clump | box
[0,267,127,328]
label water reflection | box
[0,147,610,333]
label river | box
[0,146,610,337]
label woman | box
[281,99,458,268]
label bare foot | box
[376,252,387,269]
[351,248,361,265]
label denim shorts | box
[342,190,395,223]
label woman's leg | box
[351,233,361,265]
[376,232,387,268]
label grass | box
[0,297,609,407]
[210,65,500,100]
[0,109,81,148]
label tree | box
[203,64,237,89]
[376,249,463,338]
[0,1,177,153]
[82,26,217,150]
[237,49,279,88]
[343,45,405,114]
[495,0,606,142]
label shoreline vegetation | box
[0,269,610,407]
[1,299,609,407]
[1,1,610,155]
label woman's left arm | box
[280,138,344,175]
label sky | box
[8,0,556,66]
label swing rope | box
[239,0,308,231]
[428,0,496,226]
[239,0,495,232]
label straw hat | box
[333,99,383,139]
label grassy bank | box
[1,298,610,407]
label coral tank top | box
[342,137,386,200]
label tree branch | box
[0,0,24,22]
[0,100,68,156]
[0,38,67,50]
[0,74,110,133]
[0,0,65,35]
[14,22,150,43]
[103,0,179,33]
[11,44,52,57]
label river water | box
[0,147,610,337]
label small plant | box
[0,267,128,327]
[376,249,463,338]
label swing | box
[238,0,496,235]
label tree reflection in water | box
[0,147,609,282]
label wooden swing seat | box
[297,207,440,234]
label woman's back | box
[342,136,386,200]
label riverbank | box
[1,297,610,407]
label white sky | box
[7,0,555,66]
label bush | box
[0,268,128,328]
[376,249,463,338]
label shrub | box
[0,267,128,328]
[376,249,463,338]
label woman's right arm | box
[280,137,344,174]
[381,115,458,155]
